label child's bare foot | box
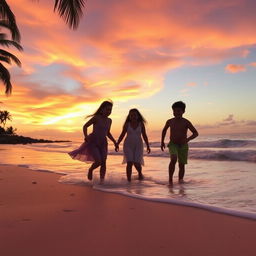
[169,179,173,186]
[87,168,93,180]
[138,174,144,180]
[179,179,184,184]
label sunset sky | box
[1,0,256,140]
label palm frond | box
[0,55,10,64]
[0,1,21,42]
[0,62,11,95]
[0,33,7,40]
[0,49,21,66]
[0,39,23,51]
[54,0,85,29]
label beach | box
[1,165,255,256]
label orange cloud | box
[225,64,246,73]
[186,82,197,87]
[4,0,256,137]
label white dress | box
[123,123,144,165]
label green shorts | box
[168,141,188,164]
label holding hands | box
[115,142,119,152]
[161,141,165,151]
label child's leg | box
[169,155,177,185]
[126,162,133,182]
[88,161,101,180]
[177,144,188,182]
[99,160,106,181]
[134,163,143,180]
[178,163,185,182]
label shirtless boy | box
[161,101,199,185]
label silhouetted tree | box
[0,0,85,94]
[0,109,11,127]
[5,125,16,135]
[0,0,22,94]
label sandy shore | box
[0,165,255,256]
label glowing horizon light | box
[3,0,256,139]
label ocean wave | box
[150,139,256,148]
[189,149,256,162]
[109,149,256,162]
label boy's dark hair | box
[172,101,186,111]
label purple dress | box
[69,118,110,163]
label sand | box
[0,165,255,256]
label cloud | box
[195,116,256,134]
[4,0,256,136]
[186,82,197,87]
[225,64,246,73]
[223,114,234,122]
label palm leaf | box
[0,55,10,64]
[0,39,23,51]
[0,1,21,42]
[54,0,85,29]
[0,49,21,66]
[0,62,11,94]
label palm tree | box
[5,125,16,135]
[0,0,22,95]
[0,30,23,94]
[0,0,85,94]
[0,109,12,127]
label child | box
[116,109,150,182]
[161,101,198,185]
[69,100,117,182]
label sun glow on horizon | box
[1,0,255,139]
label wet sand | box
[0,165,255,256]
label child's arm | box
[83,116,96,141]
[161,120,170,151]
[186,121,199,143]
[107,119,117,145]
[141,123,150,153]
[115,123,128,151]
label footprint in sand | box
[63,209,76,212]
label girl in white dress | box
[116,109,150,181]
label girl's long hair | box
[124,108,147,125]
[86,100,113,118]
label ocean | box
[1,133,256,220]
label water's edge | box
[3,163,255,221]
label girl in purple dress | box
[69,101,117,182]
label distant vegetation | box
[0,110,69,144]
[0,109,16,135]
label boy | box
[161,101,198,185]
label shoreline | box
[1,164,256,256]
[2,162,256,221]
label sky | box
[1,0,256,140]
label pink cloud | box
[186,82,197,87]
[223,114,234,122]
[225,64,246,73]
[4,0,256,136]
